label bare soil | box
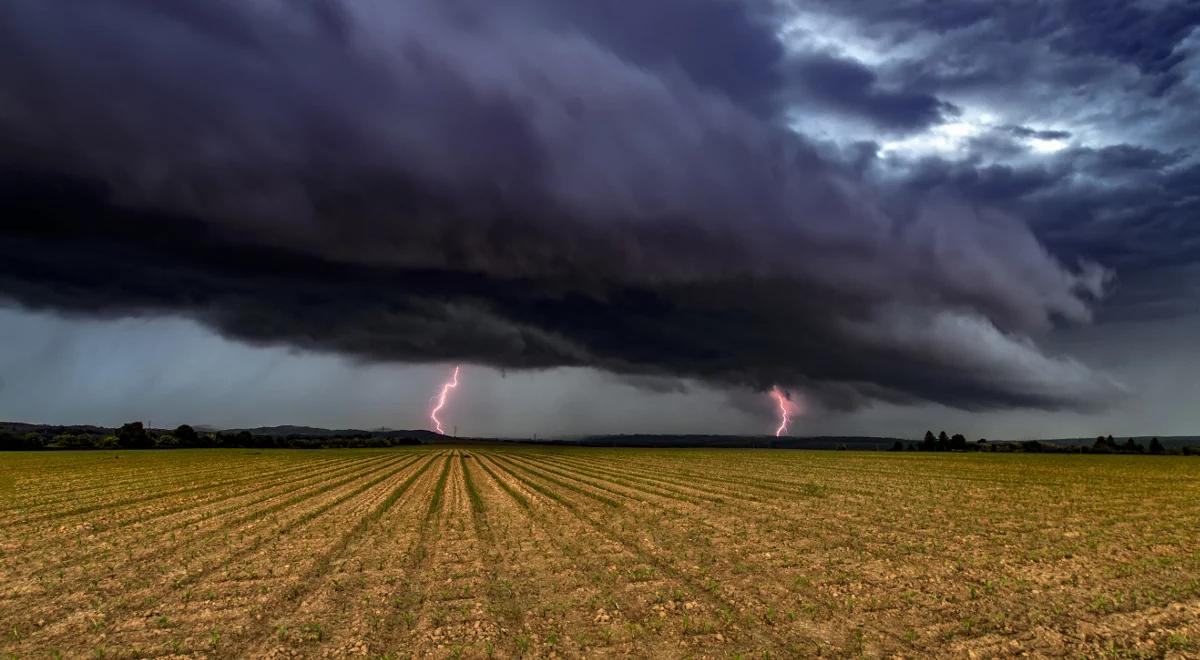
[1,447,1197,658]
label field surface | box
[1,446,1199,658]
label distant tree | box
[950,433,967,451]
[890,440,904,451]
[922,430,936,451]
[173,424,199,446]
[1093,436,1109,452]
[1106,434,1117,449]
[1148,437,1165,454]
[235,430,253,446]
[1022,440,1043,453]
[937,431,950,451]
[116,422,152,449]
[1122,438,1144,453]
[1,431,45,450]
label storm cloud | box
[0,0,1128,412]
[783,52,955,132]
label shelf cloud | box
[0,0,1139,411]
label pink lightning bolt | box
[771,387,793,437]
[430,365,461,435]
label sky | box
[1,1,1199,439]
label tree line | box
[0,422,423,451]
[886,431,980,452]
[1089,434,1168,454]
[887,430,1191,455]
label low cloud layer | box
[0,1,1128,411]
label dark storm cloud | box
[873,142,1200,322]
[1001,125,1071,141]
[505,0,786,116]
[783,52,954,132]
[805,0,1200,82]
[896,158,1062,204]
[0,1,1122,411]
[889,143,1200,268]
[1072,145,1188,176]
[803,0,1200,124]
[778,1,1200,330]
[1040,0,1200,93]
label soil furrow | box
[7,453,420,655]
[488,452,822,655]
[9,454,390,574]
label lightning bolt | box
[430,365,461,435]
[771,386,792,437]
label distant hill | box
[223,425,352,437]
[223,425,444,442]
[0,421,113,435]
[1045,436,1200,449]
[0,421,445,448]
[550,434,906,449]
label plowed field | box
[2,447,1198,657]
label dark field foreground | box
[1,447,1198,658]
